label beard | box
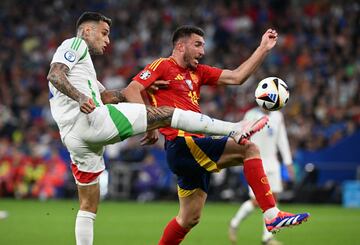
[183,51,196,70]
[88,44,103,56]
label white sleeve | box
[97,81,106,93]
[276,113,292,165]
[51,37,88,70]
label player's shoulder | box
[196,63,218,71]
[59,37,88,51]
[147,57,172,71]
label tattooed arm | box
[146,106,175,131]
[100,90,127,104]
[47,63,95,113]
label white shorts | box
[63,103,147,185]
[248,168,283,198]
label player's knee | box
[79,200,98,213]
[243,142,260,159]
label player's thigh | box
[63,129,105,184]
[166,136,227,195]
[83,103,147,144]
[217,138,260,169]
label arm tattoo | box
[47,63,83,102]
[101,90,127,104]
[146,106,175,130]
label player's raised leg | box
[81,104,268,145]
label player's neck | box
[170,53,187,69]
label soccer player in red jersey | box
[123,26,309,244]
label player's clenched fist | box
[260,29,278,51]
[79,95,96,113]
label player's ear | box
[80,23,93,38]
[177,41,185,53]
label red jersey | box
[133,57,222,140]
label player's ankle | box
[263,207,280,220]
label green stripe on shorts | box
[106,104,134,140]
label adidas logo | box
[175,74,184,80]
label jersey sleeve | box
[198,64,222,85]
[132,58,167,88]
[51,37,88,70]
[97,81,106,93]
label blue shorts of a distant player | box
[165,136,228,197]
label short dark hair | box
[76,12,112,30]
[172,25,204,46]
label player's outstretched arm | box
[47,63,95,113]
[217,29,278,86]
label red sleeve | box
[198,64,222,85]
[132,58,167,88]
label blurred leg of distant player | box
[0,210,8,219]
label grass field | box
[0,199,359,245]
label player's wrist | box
[257,45,270,54]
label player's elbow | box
[122,81,145,102]
[47,72,59,86]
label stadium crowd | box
[0,0,359,199]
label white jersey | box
[48,37,105,139]
[244,107,292,172]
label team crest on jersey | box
[185,79,193,90]
[190,72,199,84]
[64,51,76,62]
[140,70,151,80]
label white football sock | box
[263,207,280,220]
[230,200,255,228]
[75,210,96,245]
[171,109,238,136]
[262,221,274,242]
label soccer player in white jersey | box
[228,106,295,245]
[47,12,270,245]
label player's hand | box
[260,29,278,51]
[147,80,170,93]
[79,95,96,114]
[140,130,159,145]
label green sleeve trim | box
[87,80,100,107]
[70,37,83,51]
[79,47,88,61]
[75,38,82,51]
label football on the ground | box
[255,77,289,111]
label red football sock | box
[243,158,276,212]
[158,218,190,245]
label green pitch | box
[0,199,359,245]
